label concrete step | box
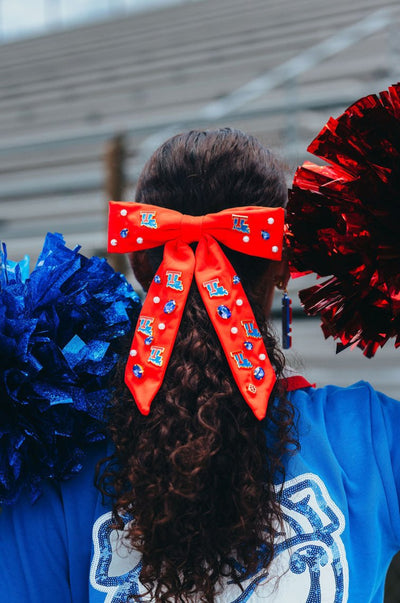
[0,0,390,89]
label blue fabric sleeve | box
[371,386,400,548]
[301,381,400,550]
[320,382,400,550]
[288,381,400,601]
[0,442,106,603]
[0,478,71,603]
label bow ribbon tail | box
[195,236,276,420]
[125,240,195,415]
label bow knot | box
[180,214,204,243]
[108,201,285,420]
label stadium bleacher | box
[0,0,398,261]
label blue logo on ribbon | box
[148,346,165,367]
[241,321,262,339]
[137,317,154,337]
[231,351,253,369]
[166,271,184,291]
[140,211,158,229]
[203,278,229,298]
[232,214,250,233]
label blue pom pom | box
[0,233,141,505]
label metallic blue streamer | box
[0,233,141,505]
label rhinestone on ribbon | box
[217,305,231,319]
[132,364,144,378]
[253,367,265,381]
[164,300,177,314]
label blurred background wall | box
[0,0,399,598]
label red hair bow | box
[108,202,284,420]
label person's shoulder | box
[289,380,389,430]
[290,379,400,445]
[290,379,377,406]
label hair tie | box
[108,202,285,420]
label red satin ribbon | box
[108,202,285,420]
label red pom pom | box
[286,83,400,357]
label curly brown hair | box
[97,129,298,602]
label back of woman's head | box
[135,128,287,291]
[99,129,296,602]
[135,128,286,213]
